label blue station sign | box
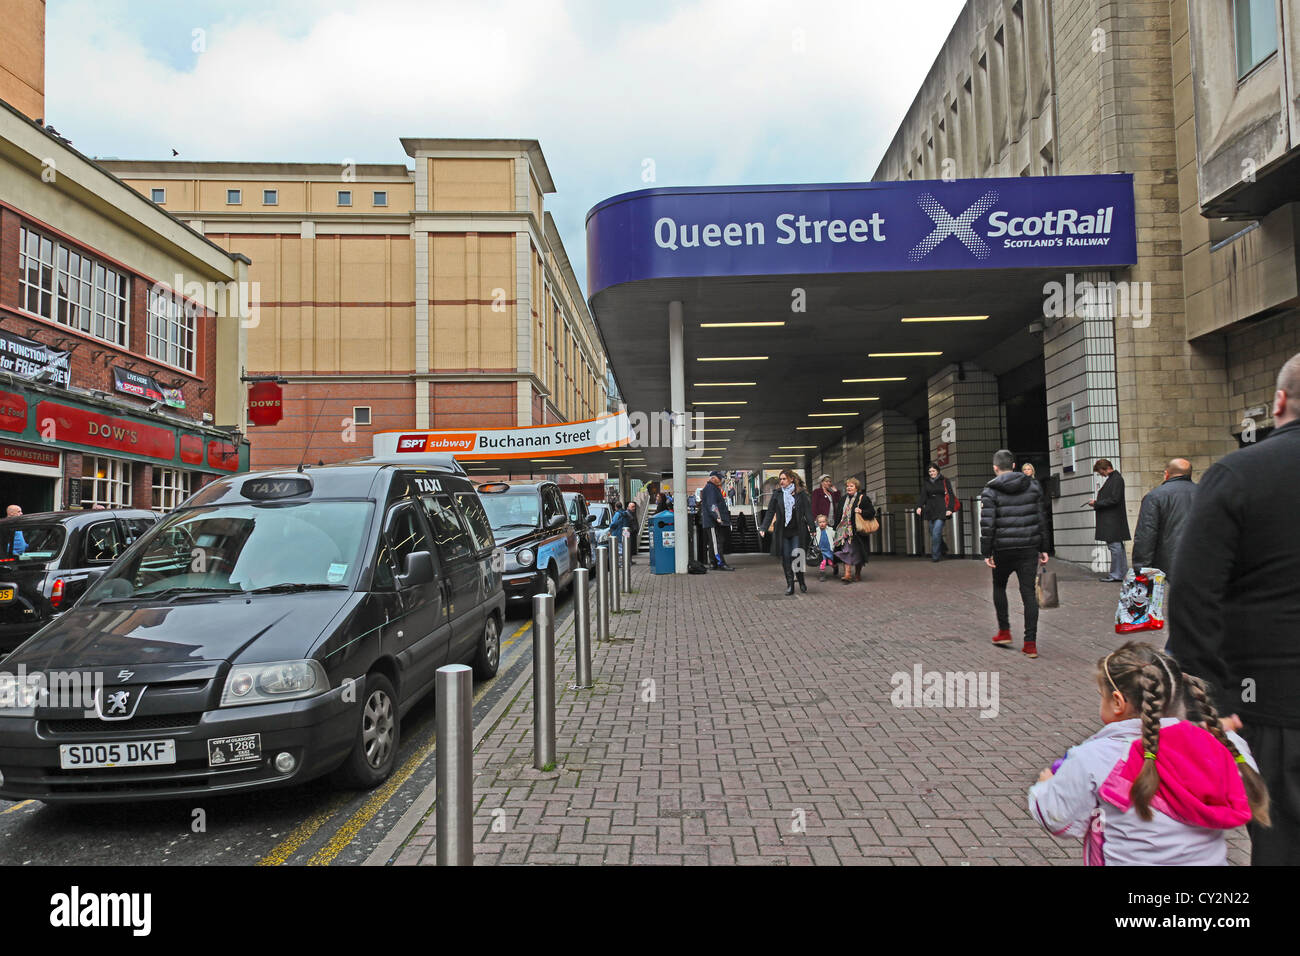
[586,174,1138,296]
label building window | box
[226,189,242,205]
[147,287,198,372]
[151,188,166,204]
[337,190,352,207]
[152,468,193,512]
[82,456,132,508]
[1235,0,1278,78]
[373,191,388,207]
[263,189,278,205]
[353,406,372,425]
[18,226,130,346]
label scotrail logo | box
[908,191,999,261]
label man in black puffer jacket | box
[980,449,1050,658]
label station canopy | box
[582,174,1138,476]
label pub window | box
[353,406,372,425]
[1235,0,1278,79]
[81,456,133,508]
[337,190,352,207]
[147,287,198,372]
[226,189,242,205]
[18,226,129,347]
[151,188,166,204]
[373,191,388,207]
[152,468,193,512]
[263,189,278,205]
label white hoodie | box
[1027,717,1256,866]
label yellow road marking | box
[261,616,543,866]
[1,799,34,815]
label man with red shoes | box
[979,449,1051,658]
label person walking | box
[759,469,814,595]
[1088,459,1130,582]
[980,449,1050,658]
[4,504,25,556]
[915,463,957,562]
[833,477,875,584]
[700,470,735,571]
[1131,459,1195,575]
[811,474,840,527]
[813,514,836,580]
[625,501,640,558]
[1167,352,1300,865]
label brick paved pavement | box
[393,554,1251,865]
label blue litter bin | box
[650,511,675,574]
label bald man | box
[1168,351,1300,865]
[1130,457,1195,574]
[4,504,25,556]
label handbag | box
[1036,565,1059,608]
[855,512,880,534]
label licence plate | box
[0,588,13,602]
[207,733,261,767]
[58,740,176,770]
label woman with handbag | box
[758,468,815,595]
[834,476,877,584]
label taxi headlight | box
[221,660,327,707]
[516,548,535,568]
[0,673,43,717]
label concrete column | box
[926,363,1001,505]
[862,410,922,552]
[1044,270,1122,567]
[669,300,687,574]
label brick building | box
[0,92,249,512]
[103,141,610,483]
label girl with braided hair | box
[1028,641,1267,865]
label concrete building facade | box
[808,0,1299,567]
[104,140,609,477]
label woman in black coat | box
[833,477,876,583]
[759,468,815,595]
[915,463,957,562]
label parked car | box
[476,481,578,607]
[586,502,613,547]
[0,509,158,654]
[0,455,505,803]
[562,491,597,571]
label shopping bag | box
[1036,566,1059,608]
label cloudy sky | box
[45,0,966,288]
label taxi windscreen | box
[84,501,374,601]
[480,493,540,535]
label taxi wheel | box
[473,615,501,679]
[336,673,400,789]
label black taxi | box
[0,455,504,802]
[476,481,578,606]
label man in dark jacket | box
[811,475,840,526]
[980,449,1050,658]
[1167,353,1300,865]
[1131,458,1195,573]
[1088,459,1130,581]
[699,471,734,570]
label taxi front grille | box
[40,713,204,736]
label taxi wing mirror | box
[397,550,434,589]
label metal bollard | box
[610,536,622,613]
[621,529,632,592]
[949,509,964,557]
[596,543,610,642]
[905,510,918,555]
[532,593,556,770]
[882,512,895,554]
[435,663,474,866]
[573,567,592,688]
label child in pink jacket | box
[1028,641,1270,865]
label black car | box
[0,509,158,654]
[477,481,578,606]
[0,456,504,803]
[562,491,597,571]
